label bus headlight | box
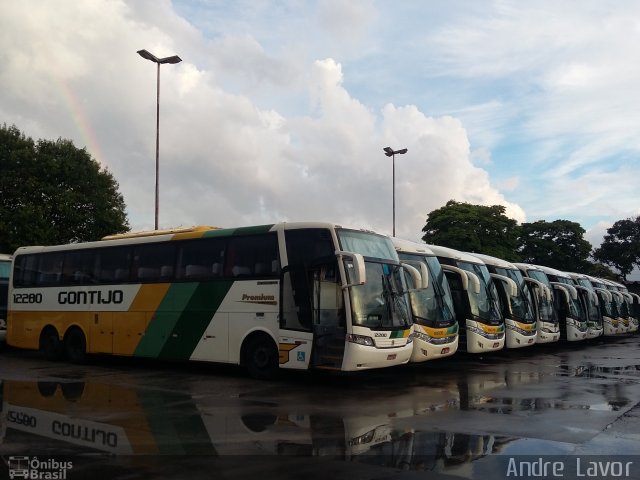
[346,334,375,346]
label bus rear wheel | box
[244,335,279,380]
[64,327,87,364]
[39,327,63,361]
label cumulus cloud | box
[1,0,524,244]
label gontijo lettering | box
[58,290,124,305]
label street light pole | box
[383,147,408,237]
[137,49,182,230]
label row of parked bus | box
[394,238,639,365]
[3,222,639,378]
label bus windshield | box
[337,229,396,260]
[585,292,602,323]
[457,261,502,325]
[399,253,455,328]
[494,267,535,323]
[348,261,411,329]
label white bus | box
[513,263,560,344]
[608,280,639,333]
[600,279,630,333]
[534,266,588,342]
[566,272,604,339]
[427,245,505,353]
[7,223,414,378]
[392,238,458,362]
[469,253,537,349]
[586,276,620,336]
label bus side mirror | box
[336,251,366,288]
[400,260,429,289]
[441,265,481,294]
[490,273,518,297]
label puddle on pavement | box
[0,372,628,472]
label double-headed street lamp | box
[383,146,408,237]
[137,49,182,230]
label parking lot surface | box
[0,337,639,479]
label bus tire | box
[243,334,279,380]
[64,327,87,364]
[39,327,63,361]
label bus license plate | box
[493,342,500,348]
[387,354,397,360]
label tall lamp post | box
[383,146,408,237]
[137,49,182,230]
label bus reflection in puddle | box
[0,361,633,475]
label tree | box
[592,217,640,281]
[517,220,592,272]
[421,200,520,261]
[0,124,129,253]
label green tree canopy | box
[592,217,640,280]
[0,124,129,253]
[421,200,520,261]
[516,220,592,272]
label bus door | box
[279,266,313,370]
[280,261,345,370]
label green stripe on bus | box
[202,224,274,238]
[390,330,407,339]
[134,283,200,358]
[158,280,234,360]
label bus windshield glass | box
[494,267,535,323]
[585,292,601,323]
[398,253,455,328]
[347,261,411,329]
[457,261,502,325]
[336,229,396,261]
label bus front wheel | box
[244,335,279,380]
[64,327,87,364]
[39,327,63,361]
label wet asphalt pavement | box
[0,336,639,480]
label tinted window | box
[225,234,279,278]
[96,247,132,283]
[177,238,226,280]
[63,250,96,285]
[36,253,64,286]
[285,229,334,267]
[133,243,177,282]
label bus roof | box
[11,222,385,256]
[391,238,436,256]
[101,225,220,240]
[467,252,517,269]
[534,264,571,279]
[426,244,487,265]
[513,262,546,274]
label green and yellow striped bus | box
[7,223,413,377]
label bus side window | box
[176,238,225,281]
[95,247,132,283]
[36,253,64,286]
[225,234,279,279]
[133,243,177,282]
[63,250,96,285]
[14,255,39,287]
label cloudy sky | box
[2,1,640,264]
